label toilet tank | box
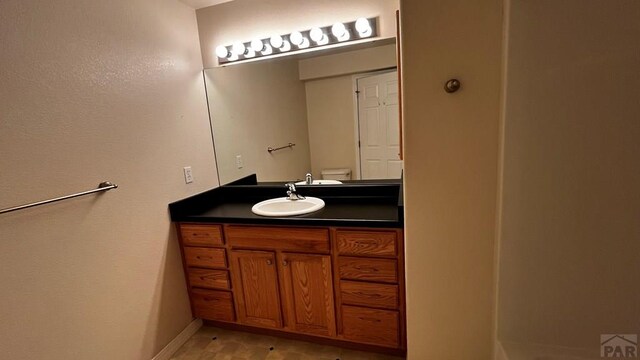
[321,168,351,180]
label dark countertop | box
[169,175,403,228]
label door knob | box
[266,259,272,265]
[282,260,288,266]
[444,78,461,93]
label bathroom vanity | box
[169,176,405,355]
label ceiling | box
[179,0,234,10]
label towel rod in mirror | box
[267,143,296,153]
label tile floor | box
[170,326,405,360]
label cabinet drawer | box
[191,288,235,322]
[336,230,397,257]
[226,226,329,252]
[180,224,224,247]
[184,247,227,269]
[339,257,398,283]
[341,305,399,348]
[340,280,399,310]
[188,268,230,290]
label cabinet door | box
[230,250,282,328]
[279,253,336,336]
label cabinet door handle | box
[282,260,288,266]
[266,259,272,265]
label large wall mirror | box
[204,39,402,185]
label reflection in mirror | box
[204,40,402,185]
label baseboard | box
[152,318,202,360]
[495,341,508,360]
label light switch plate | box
[236,155,243,169]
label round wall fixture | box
[444,78,461,93]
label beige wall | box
[497,0,640,350]
[0,0,217,359]
[205,59,311,183]
[305,76,357,179]
[196,0,399,68]
[401,0,504,358]
[299,43,397,81]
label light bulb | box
[310,27,328,45]
[251,39,265,52]
[262,44,273,55]
[290,31,303,46]
[215,45,230,58]
[298,38,310,49]
[232,42,246,56]
[309,27,323,42]
[332,22,348,41]
[279,40,291,52]
[355,17,372,37]
[270,35,283,49]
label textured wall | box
[204,59,311,184]
[0,0,218,359]
[401,0,504,358]
[298,44,397,80]
[305,75,358,179]
[498,0,640,350]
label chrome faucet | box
[305,173,313,185]
[285,183,305,201]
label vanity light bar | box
[215,17,377,65]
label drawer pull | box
[355,240,376,246]
[358,317,382,323]
[355,291,381,298]
[356,265,379,272]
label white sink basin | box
[294,180,342,185]
[251,197,325,217]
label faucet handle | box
[285,182,296,192]
[284,182,305,200]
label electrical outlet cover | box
[183,166,194,184]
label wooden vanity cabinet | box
[177,223,235,323]
[225,225,336,337]
[333,228,405,349]
[279,252,336,337]
[176,223,405,354]
[229,250,283,328]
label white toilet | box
[321,168,351,181]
